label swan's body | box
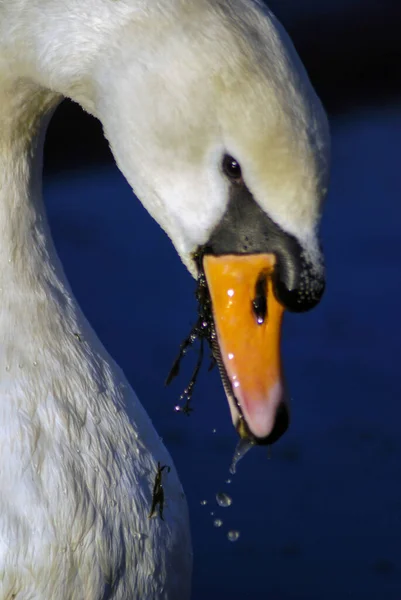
[0,0,329,598]
[0,90,191,598]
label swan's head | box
[92,0,330,445]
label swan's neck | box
[0,0,118,306]
[0,79,94,377]
[0,81,61,301]
[0,81,57,275]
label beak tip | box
[237,399,290,446]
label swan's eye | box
[222,155,242,183]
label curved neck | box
[0,1,146,369]
[0,0,115,293]
[0,76,99,379]
[0,79,61,290]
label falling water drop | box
[216,493,232,508]
[227,530,240,542]
[200,500,208,506]
[210,511,215,516]
[213,519,223,528]
[229,438,255,475]
[226,479,232,484]
[212,428,217,434]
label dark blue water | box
[44,106,401,599]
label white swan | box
[0,0,329,598]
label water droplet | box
[76,448,81,454]
[229,438,255,475]
[174,405,181,413]
[210,511,215,516]
[216,493,232,507]
[213,519,223,528]
[18,363,23,369]
[227,530,240,542]
[63,487,67,495]
[212,428,217,434]
[94,466,99,473]
[228,353,234,360]
[227,289,234,297]
[233,381,240,388]
[33,361,38,367]
[5,366,10,372]
[226,479,232,484]
[200,500,207,506]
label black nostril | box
[252,272,268,324]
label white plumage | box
[0,0,329,598]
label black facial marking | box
[202,182,325,312]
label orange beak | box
[203,254,288,441]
